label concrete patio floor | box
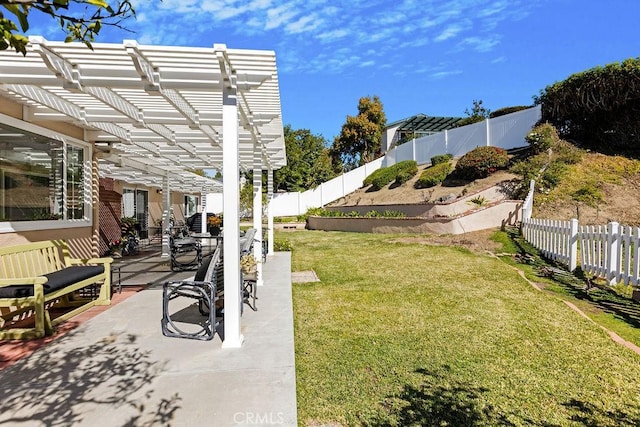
[0,245,297,426]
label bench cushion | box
[0,265,105,298]
[194,255,214,281]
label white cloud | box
[434,24,465,42]
[122,0,538,76]
[286,14,321,34]
[317,29,350,42]
[460,35,500,52]
[265,4,300,30]
[430,69,463,79]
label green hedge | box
[536,57,640,150]
[364,160,418,190]
[415,162,452,188]
[431,153,453,166]
[454,146,509,179]
[394,161,419,185]
[489,105,532,118]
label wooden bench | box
[0,240,112,339]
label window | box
[0,122,89,222]
[122,188,149,238]
[184,195,199,217]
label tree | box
[1,0,136,54]
[275,125,336,192]
[535,57,640,151]
[455,99,490,127]
[331,95,386,169]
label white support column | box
[253,151,264,286]
[200,190,207,234]
[267,167,274,256]
[221,71,243,349]
[161,176,171,258]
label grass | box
[536,152,640,206]
[287,230,640,426]
[494,227,640,348]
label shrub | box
[274,237,293,252]
[554,139,585,164]
[454,146,509,179]
[536,57,640,150]
[415,162,453,188]
[370,167,397,190]
[526,123,560,154]
[467,195,488,206]
[431,153,453,166]
[394,161,418,185]
[381,210,405,217]
[489,105,532,118]
[299,207,340,222]
[571,184,603,207]
[365,160,418,190]
[363,168,387,187]
[363,210,405,218]
[540,161,568,189]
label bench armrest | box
[0,277,48,288]
[67,257,113,266]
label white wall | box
[205,193,223,214]
[257,105,541,217]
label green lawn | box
[287,230,640,426]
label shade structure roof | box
[391,113,464,133]
[0,37,286,193]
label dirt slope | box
[328,153,640,227]
[328,166,518,207]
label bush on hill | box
[526,123,560,154]
[510,123,587,198]
[535,57,640,151]
[454,146,509,179]
[431,153,453,166]
[363,160,418,190]
[415,162,452,189]
[489,105,532,118]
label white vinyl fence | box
[521,181,640,286]
[271,105,542,217]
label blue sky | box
[26,0,640,142]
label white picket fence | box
[521,181,640,286]
[523,218,578,271]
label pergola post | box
[161,176,171,258]
[200,190,208,234]
[253,150,264,286]
[220,52,244,348]
[267,166,274,257]
[91,149,100,257]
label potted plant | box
[240,253,258,280]
[109,239,123,258]
[207,215,222,235]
